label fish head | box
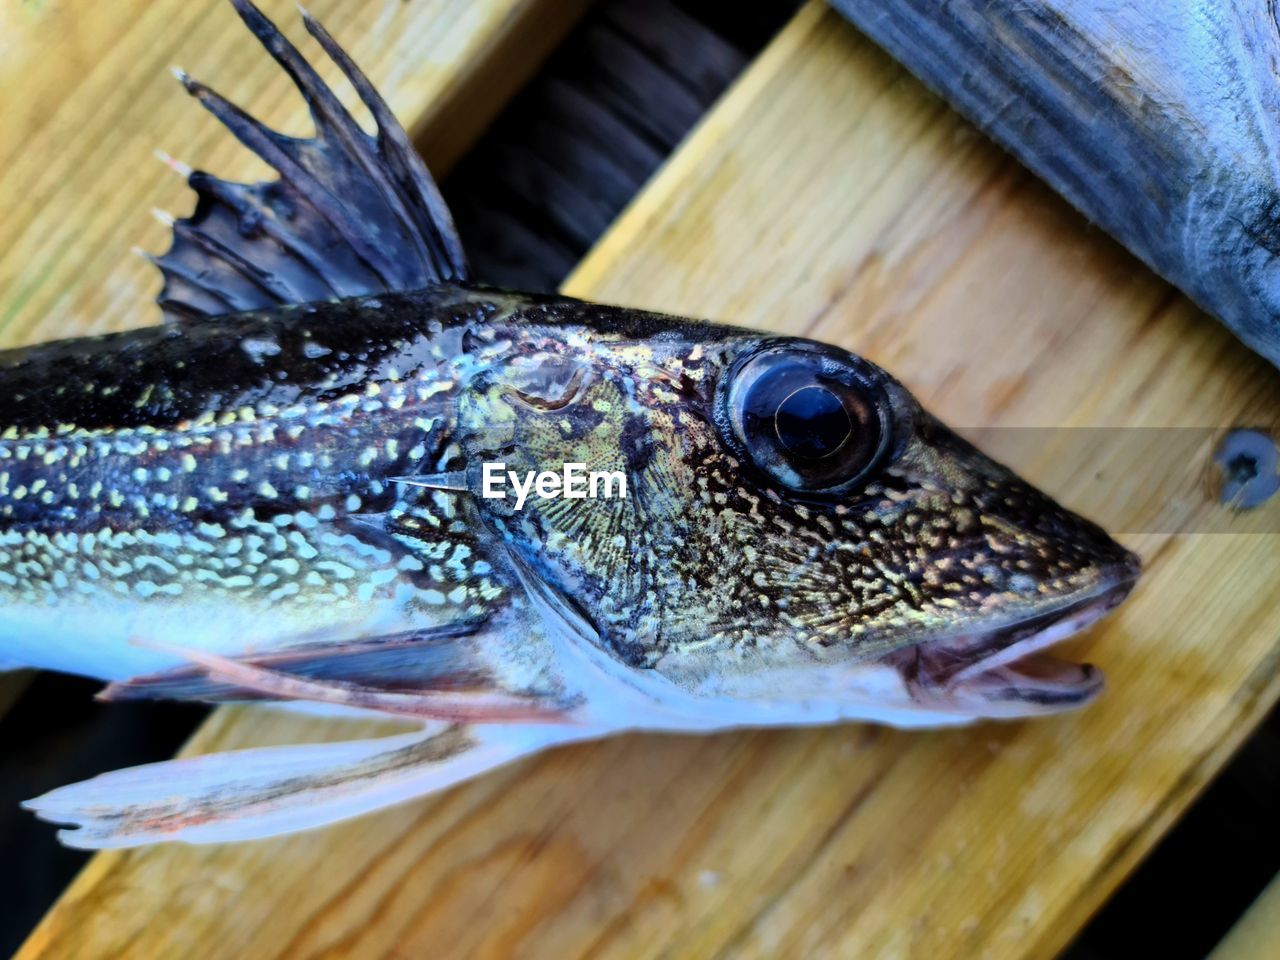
[457,304,1140,726]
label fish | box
[830,0,1280,370]
[0,0,1139,849]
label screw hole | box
[1214,429,1279,510]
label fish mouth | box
[889,567,1138,716]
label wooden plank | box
[0,0,590,351]
[17,2,1280,957]
[1209,873,1280,960]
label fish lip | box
[899,560,1139,714]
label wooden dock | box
[3,1,1278,956]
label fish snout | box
[963,453,1142,609]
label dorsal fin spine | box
[222,0,403,284]
[179,73,392,285]
[152,0,468,323]
[300,8,468,278]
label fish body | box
[0,284,1134,723]
[2,1,1139,848]
[0,288,490,682]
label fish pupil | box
[774,386,851,459]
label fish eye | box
[716,342,893,495]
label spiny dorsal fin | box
[152,0,467,322]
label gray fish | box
[0,0,1138,848]
[831,0,1280,369]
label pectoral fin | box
[101,628,573,724]
[106,642,568,723]
[24,723,562,848]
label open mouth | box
[889,573,1138,715]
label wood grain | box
[1209,872,1280,960]
[0,0,589,350]
[16,2,1280,958]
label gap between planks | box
[0,674,32,721]
[17,2,1280,958]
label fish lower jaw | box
[549,577,1136,733]
[896,577,1136,718]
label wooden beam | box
[1209,872,1280,960]
[17,3,1280,957]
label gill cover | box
[453,324,919,675]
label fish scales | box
[0,289,512,678]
